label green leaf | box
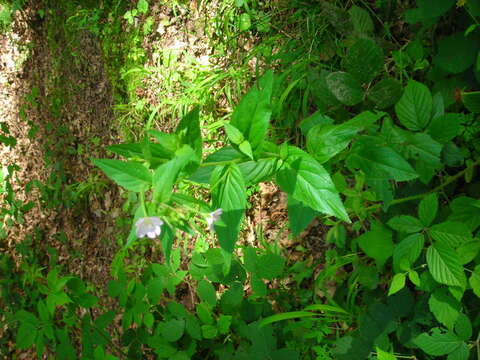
[309,69,341,112]
[217,315,232,335]
[92,159,151,192]
[406,133,442,183]
[299,111,333,135]
[427,242,466,287]
[376,347,397,360]
[137,0,149,14]
[408,269,421,286]
[449,196,480,232]
[454,313,472,341]
[196,302,214,324]
[357,221,394,268]
[404,0,455,25]
[231,71,273,152]
[201,324,218,339]
[434,32,479,74]
[153,146,194,203]
[161,319,185,342]
[418,193,438,227]
[256,253,285,280]
[367,78,403,109]
[388,273,406,296]
[348,5,373,33]
[224,123,244,145]
[175,107,202,162]
[457,240,480,265]
[427,113,463,143]
[276,146,349,222]
[238,140,253,159]
[259,311,316,327]
[326,72,364,106]
[395,80,432,131]
[306,111,384,163]
[413,329,461,356]
[447,342,470,360]
[343,38,383,83]
[429,288,461,330]
[393,233,424,273]
[211,164,246,252]
[469,265,480,297]
[347,142,418,182]
[287,196,316,237]
[197,280,217,308]
[239,158,278,185]
[461,91,480,113]
[16,322,37,349]
[387,215,423,233]
[429,221,472,248]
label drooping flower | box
[206,208,223,231]
[135,216,163,239]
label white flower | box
[206,208,223,231]
[135,217,163,239]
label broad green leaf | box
[137,0,149,14]
[469,265,480,297]
[368,78,403,109]
[307,111,384,163]
[449,196,480,232]
[404,0,455,25]
[299,111,333,135]
[395,80,432,131]
[447,342,470,360]
[188,147,244,184]
[220,282,243,313]
[217,315,232,335]
[238,140,253,159]
[418,193,438,227]
[202,324,218,339]
[408,269,421,286]
[309,69,341,112]
[16,322,37,349]
[276,146,349,222]
[175,107,202,161]
[461,91,480,113]
[427,113,463,143]
[387,215,423,233]
[185,315,202,340]
[224,123,244,145]
[153,146,194,203]
[428,221,472,248]
[413,329,461,356]
[197,280,217,308]
[256,253,285,280]
[434,32,479,74]
[347,143,418,182]
[348,5,373,33]
[357,221,394,268]
[211,164,246,252]
[343,38,383,83]
[287,196,316,237]
[92,159,151,192]
[239,158,278,185]
[457,240,480,265]
[454,313,472,341]
[231,71,273,152]
[427,242,466,287]
[406,133,442,183]
[326,72,364,106]
[161,319,185,342]
[388,273,406,296]
[160,224,174,264]
[428,288,461,330]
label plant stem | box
[363,160,480,212]
[140,191,148,216]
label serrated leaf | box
[393,234,425,272]
[427,242,466,287]
[368,78,403,109]
[326,72,364,106]
[429,288,461,330]
[427,113,463,143]
[454,313,472,341]
[287,196,316,237]
[343,38,383,83]
[276,147,349,222]
[447,342,470,360]
[388,273,406,296]
[418,193,438,227]
[306,111,384,163]
[347,143,418,182]
[413,329,461,356]
[211,164,246,252]
[461,91,480,113]
[256,253,285,280]
[231,71,273,152]
[93,159,151,192]
[348,5,373,33]
[238,158,278,185]
[406,133,442,183]
[428,221,472,248]
[434,32,479,74]
[387,215,423,233]
[197,280,217,308]
[357,221,393,268]
[469,265,480,297]
[16,322,37,349]
[395,80,432,131]
[457,240,480,265]
[449,196,480,232]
